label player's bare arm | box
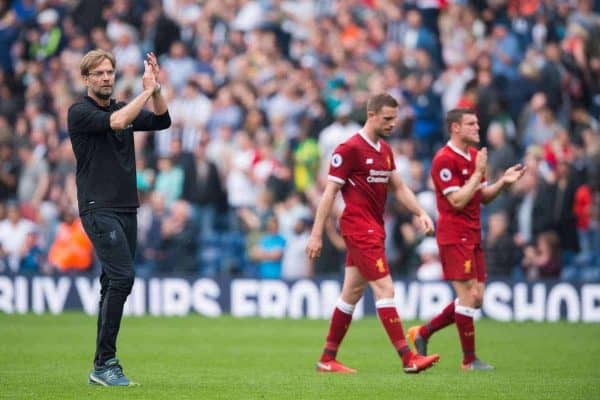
[481,163,526,203]
[389,171,434,236]
[306,181,342,259]
[446,148,487,210]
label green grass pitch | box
[1,313,599,399]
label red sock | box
[419,300,455,339]
[376,299,412,366]
[455,302,476,365]
[320,301,354,362]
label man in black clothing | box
[67,49,170,386]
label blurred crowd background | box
[0,0,599,282]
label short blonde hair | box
[80,49,116,76]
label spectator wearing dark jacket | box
[484,211,520,277]
[158,200,198,274]
[189,140,227,236]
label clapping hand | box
[475,147,487,175]
[145,52,160,78]
[502,163,526,185]
[142,56,157,92]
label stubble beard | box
[93,87,113,100]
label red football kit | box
[328,131,395,281]
[431,142,487,282]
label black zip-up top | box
[67,96,171,215]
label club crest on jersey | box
[331,153,343,168]
[440,168,452,182]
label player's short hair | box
[366,93,398,113]
[446,108,476,132]
[80,49,116,76]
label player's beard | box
[93,86,113,100]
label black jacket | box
[68,96,171,214]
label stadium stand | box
[0,0,599,281]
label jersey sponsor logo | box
[464,259,472,273]
[331,153,343,168]
[376,258,385,273]
[367,169,391,183]
[440,168,452,182]
[366,158,373,164]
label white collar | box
[359,129,381,152]
[447,140,471,161]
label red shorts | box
[439,243,487,282]
[344,234,389,281]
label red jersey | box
[431,142,486,245]
[328,131,396,238]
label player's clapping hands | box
[502,163,526,185]
[475,147,487,175]
[142,56,157,92]
[145,52,160,78]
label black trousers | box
[81,210,137,367]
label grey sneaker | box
[461,358,495,371]
[88,358,134,386]
[407,326,428,355]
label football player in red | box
[306,93,439,374]
[408,108,525,370]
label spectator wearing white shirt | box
[161,41,198,91]
[281,216,312,280]
[317,103,360,178]
[0,202,37,272]
[415,237,443,281]
[111,25,142,74]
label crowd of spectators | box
[0,0,599,281]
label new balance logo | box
[366,158,373,164]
